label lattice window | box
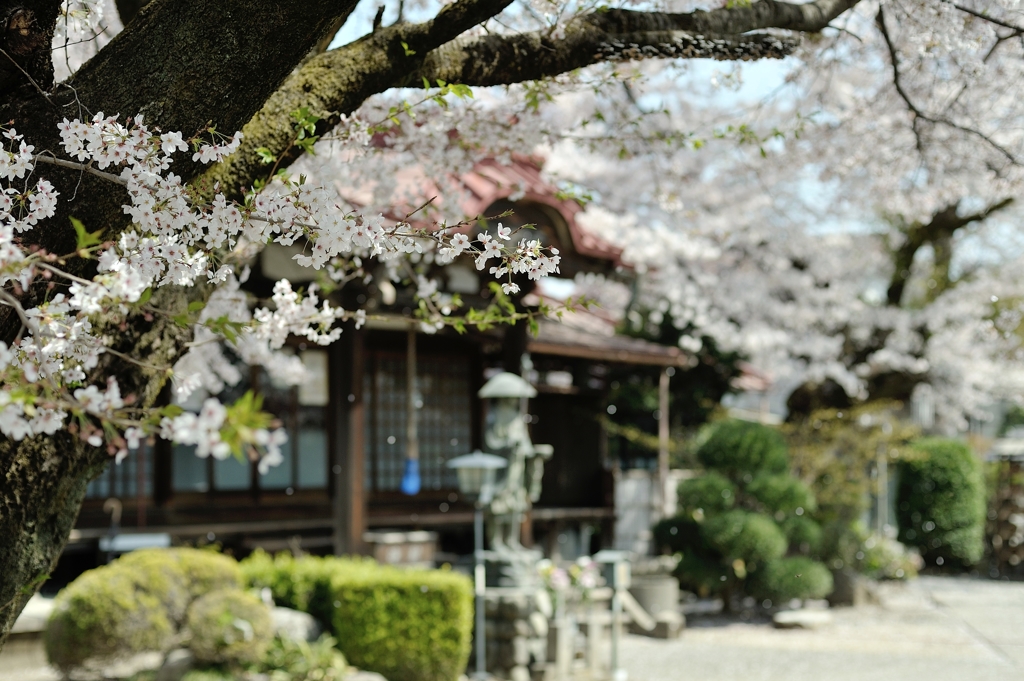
[365,352,471,492]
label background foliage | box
[897,438,986,568]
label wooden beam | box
[527,341,689,367]
[69,516,335,541]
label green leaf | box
[136,288,153,306]
[70,217,103,251]
[187,300,206,313]
[160,404,184,418]
[255,147,276,165]
[401,41,416,56]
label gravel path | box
[620,576,1024,681]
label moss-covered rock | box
[185,589,273,667]
[45,548,243,673]
[45,563,174,671]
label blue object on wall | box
[400,458,421,495]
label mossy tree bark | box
[1,0,863,647]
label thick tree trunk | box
[0,435,106,641]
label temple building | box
[61,156,686,576]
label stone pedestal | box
[478,588,551,681]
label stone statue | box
[479,372,553,554]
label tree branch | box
[944,0,1024,32]
[207,0,858,197]
[202,0,516,197]
[404,26,794,88]
[886,197,1014,306]
[877,6,1019,166]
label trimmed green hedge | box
[45,548,241,672]
[897,438,985,567]
[241,551,473,681]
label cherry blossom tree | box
[0,0,875,642]
[540,0,1024,431]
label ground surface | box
[620,576,1024,681]
[3,576,1022,681]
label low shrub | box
[855,533,922,580]
[186,589,273,667]
[897,438,986,567]
[256,633,348,681]
[45,548,241,672]
[241,551,473,681]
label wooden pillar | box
[332,327,366,556]
[655,366,671,522]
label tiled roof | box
[459,155,623,266]
[529,318,688,367]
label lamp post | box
[447,450,508,681]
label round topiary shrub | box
[702,510,788,566]
[673,552,730,598]
[45,548,243,673]
[780,516,823,554]
[697,419,789,480]
[185,589,273,666]
[747,474,816,515]
[676,472,737,514]
[655,419,832,606]
[897,438,985,568]
[652,516,705,555]
[748,557,834,603]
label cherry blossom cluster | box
[55,0,104,43]
[0,109,564,467]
